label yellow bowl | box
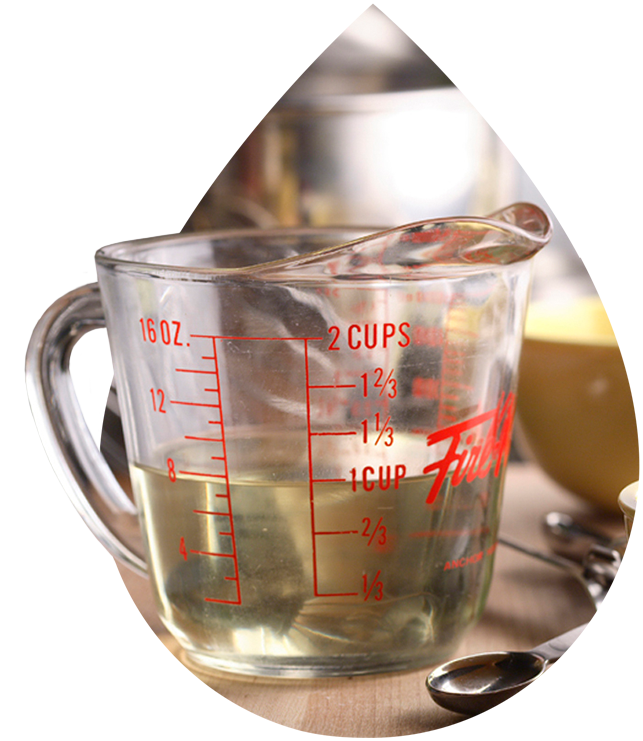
[516,296,639,514]
[618,481,641,594]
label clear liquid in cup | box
[130,455,502,677]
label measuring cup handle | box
[25,283,147,577]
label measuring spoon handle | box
[532,603,641,662]
[26,283,147,577]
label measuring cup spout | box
[251,202,552,280]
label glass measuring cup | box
[26,203,551,677]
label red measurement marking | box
[303,339,321,597]
[170,400,221,409]
[178,470,226,478]
[192,510,231,517]
[373,416,392,445]
[209,336,241,605]
[309,383,357,389]
[190,549,235,558]
[311,477,347,484]
[377,369,395,397]
[310,430,357,436]
[366,517,384,546]
[361,367,398,399]
[315,529,359,535]
[204,596,242,605]
[363,570,383,601]
[177,335,242,605]
[304,338,364,599]
[184,435,223,442]
[191,334,324,342]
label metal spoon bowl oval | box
[426,650,547,715]
[426,624,586,716]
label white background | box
[2,2,640,739]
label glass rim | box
[95,206,551,281]
[94,226,378,278]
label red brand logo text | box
[422,393,516,504]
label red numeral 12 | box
[150,388,166,413]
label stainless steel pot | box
[183,8,594,304]
[99,3,534,486]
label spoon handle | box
[533,603,641,662]
[542,512,624,562]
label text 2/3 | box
[361,367,397,398]
[139,318,183,346]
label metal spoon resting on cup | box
[426,604,640,715]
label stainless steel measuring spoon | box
[426,623,586,715]
[542,512,636,589]
[498,535,620,608]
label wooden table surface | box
[100,463,640,738]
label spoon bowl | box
[426,624,586,715]
[427,651,547,715]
